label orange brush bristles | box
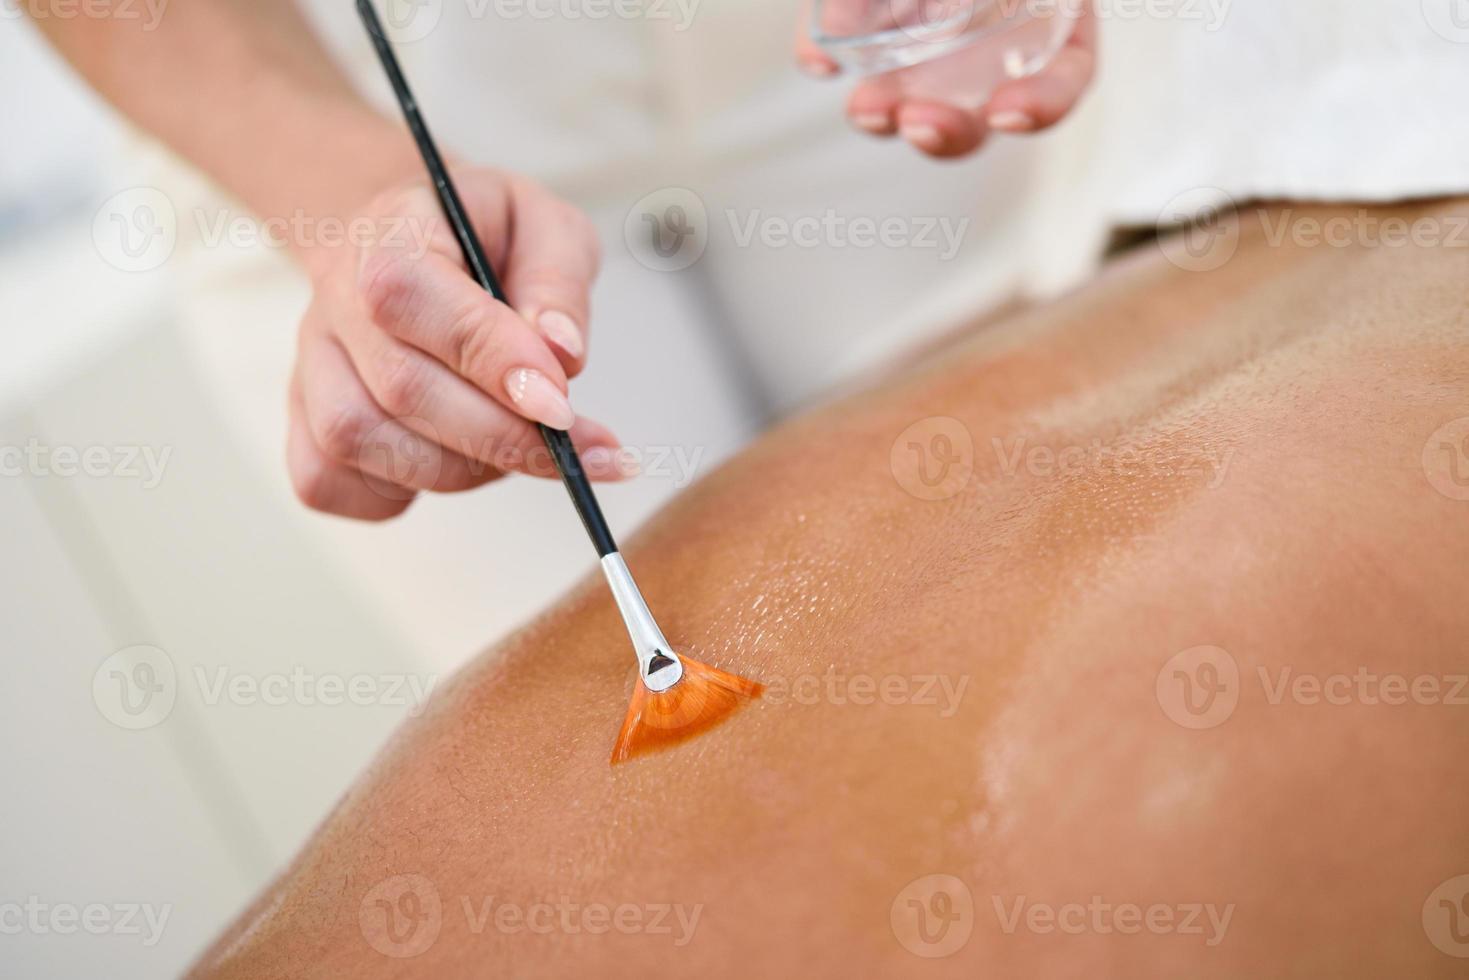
[610,658,764,765]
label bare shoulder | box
[192,201,1469,979]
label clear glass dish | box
[810,0,1081,108]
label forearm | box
[25,0,422,270]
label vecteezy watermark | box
[887,0,983,45]
[1157,645,1469,730]
[892,420,1235,503]
[623,188,971,272]
[460,896,702,945]
[991,895,1235,946]
[891,874,975,958]
[891,416,976,502]
[891,0,1230,48]
[93,646,178,730]
[92,646,438,730]
[762,668,971,717]
[725,209,970,262]
[1,0,169,30]
[1423,874,1469,958]
[469,0,700,30]
[1423,417,1469,502]
[624,187,710,273]
[1156,187,1242,273]
[444,440,700,488]
[0,440,172,488]
[358,874,703,958]
[992,436,1234,489]
[1255,209,1469,251]
[92,188,436,273]
[1422,0,1469,44]
[371,0,444,43]
[1002,0,1233,30]
[93,188,177,273]
[192,665,438,716]
[1082,0,1231,31]
[0,897,172,947]
[891,874,1234,956]
[1257,667,1469,709]
[191,208,435,260]
[1156,646,1241,730]
[1158,189,1469,272]
[367,0,702,42]
[899,0,1233,40]
[354,416,706,501]
[360,875,443,959]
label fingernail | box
[853,113,894,134]
[900,123,944,150]
[504,368,576,430]
[800,59,838,78]
[538,310,585,360]
[988,110,1035,133]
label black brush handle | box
[357,0,617,557]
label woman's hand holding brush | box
[19,0,628,521]
[287,168,631,520]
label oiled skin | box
[193,202,1469,978]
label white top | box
[1024,1,1469,289]
[1092,0,1469,217]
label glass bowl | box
[810,0,1081,108]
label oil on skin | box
[610,659,765,764]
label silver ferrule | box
[600,553,684,692]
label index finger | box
[496,177,603,377]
